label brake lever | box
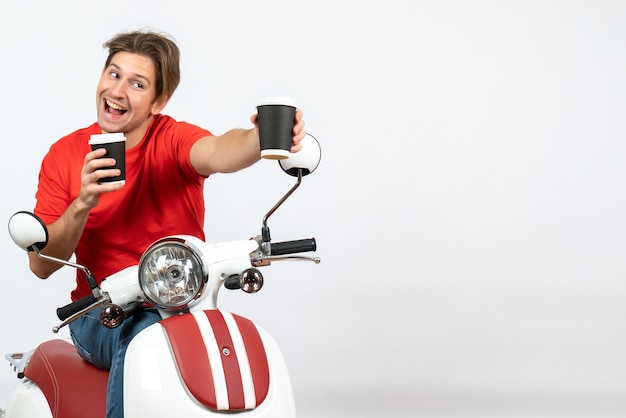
[52,298,107,333]
[252,255,321,267]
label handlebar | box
[57,294,97,321]
[54,238,318,316]
[270,238,316,255]
[55,239,317,317]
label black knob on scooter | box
[240,268,264,293]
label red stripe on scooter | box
[204,310,246,409]
[233,314,270,406]
[160,314,217,409]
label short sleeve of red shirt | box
[34,115,213,300]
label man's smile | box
[105,99,127,115]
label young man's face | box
[96,51,167,144]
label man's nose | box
[110,80,127,97]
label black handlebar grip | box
[270,238,316,256]
[224,274,242,290]
[57,294,97,321]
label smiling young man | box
[28,30,305,418]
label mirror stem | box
[32,246,101,298]
[261,169,303,252]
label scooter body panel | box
[4,379,52,418]
[124,310,296,417]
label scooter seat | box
[24,339,108,418]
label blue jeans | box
[69,307,162,418]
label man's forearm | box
[190,128,261,176]
[28,198,91,279]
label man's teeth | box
[106,100,127,111]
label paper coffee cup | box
[89,133,126,184]
[257,97,297,160]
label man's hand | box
[77,148,125,210]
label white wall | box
[1,1,625,417]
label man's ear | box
[151,96,170,115]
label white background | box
[1,1,626,417]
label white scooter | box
[1,135,321,418]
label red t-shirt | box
[34,115,212,301]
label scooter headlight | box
[138,238,207,310]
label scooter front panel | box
[123,311,296,417]
[160,310,269,411]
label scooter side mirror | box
[8,211,49,252]
[260,133,321,253]
[279,133,321,177]
[8,211,100,313]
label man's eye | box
[133,82,144,89]
[110,71,120,79]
